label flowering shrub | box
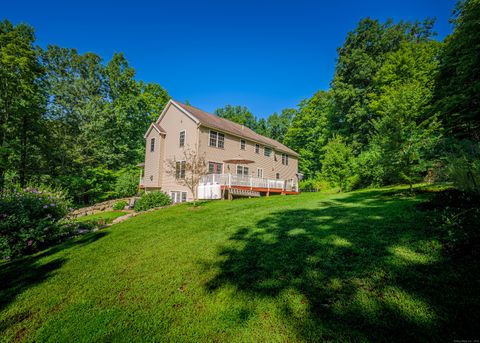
[134,191,172,212]
[0,187,73,259]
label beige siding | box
[143,129,164,188]
[157,104,199,200]
[198,126,298,181]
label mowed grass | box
[1,185,479,342]
[75,211,128,224]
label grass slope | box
[75,211,127,224]
[1,186,479,342]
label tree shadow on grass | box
[204,191,480,341]
[0,231,108,334]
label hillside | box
[1,186,479,342]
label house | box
[139,99,300,202]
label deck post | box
[228,173,231,187]
[250,176,253,190]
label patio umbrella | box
[223,156,255,164]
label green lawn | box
[1,186,479,342]
[75,211,127,224]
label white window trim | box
[236,164,249,176]
[240,139,246,150]
[175,160,186,179]
[150,138,155,152]
[208,161,224,174]
[255,144,260,154]
[257,168,263,178]
[170,190,188,203]
[208,129,225,149]
[179,130,186,147]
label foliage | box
[112,200,128,211]
[299,175,331,192]
[330,18,436,149]
[0,20,47,191]
[133,191,171,212]
[214,105,257,130]
[284,91,333,178]
[434,0,480,139]
[0,186,72,259]
[114,169,139,198]
[442,139,480,194]
[320,135,353,191]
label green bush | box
[0,186,74,259]
[113,200,128,210]
[299,176,331,192]
[444,139,480,195]
[134,191,172,212]
[114,169,139,198]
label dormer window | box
[179,130,185,147]
[240,139,246,150]
[150,138,155,152]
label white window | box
[255,144,260,154]
[209,130,225,148]
[150,138,155,152]
[179,130,185,147]
[240,139,246,150]
[208,162,223,174]
[170,191,187,203]
[175,161,186,179]
[264,147,272,157]
[257,168,263,178]
[236,165,249,176]
[282,153,289,165]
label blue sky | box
[4,0,455,118]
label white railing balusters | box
[199,173,296,191]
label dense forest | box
[1,0,479,206]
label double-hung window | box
[236,165,249,176]
[150,138,155,152]
[208,162,223,174]
[257,168,263,178]
[240,139,246,150]
[175,161,186,179]
[255,144,260,154]
[264,147,272,157]
[282,153,289,165]
[179,130,185,147]
[209,130,225,148]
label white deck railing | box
[200,173,297,192]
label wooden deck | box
[221,185,300,196]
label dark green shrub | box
[0,186,74,259]
[113,200,128,210]
[445,139,480,195]
[134,191,172,212]
[114,169,139,198]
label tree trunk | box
[19,114,28,187]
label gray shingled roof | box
[173,100,299,157]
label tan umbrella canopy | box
[223,156,255,164]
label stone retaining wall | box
[72,197,136,218]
